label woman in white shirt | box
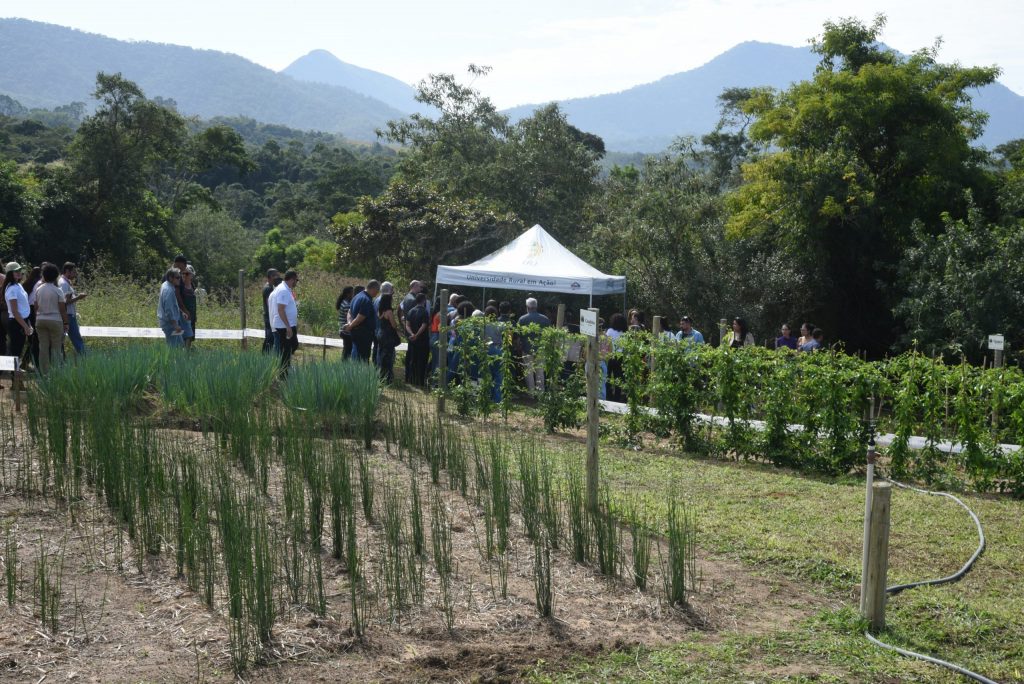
[4,262,32,361]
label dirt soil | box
[0,409,833,683]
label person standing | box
[335,285,355,359]
[406,293,430,386]
[181,265,198,349]
[58,262,86,356]
[800,328,825,352]
[5,263,32,361]
[172,255,191,325]
[261,269,281,353]
[797,322,814,348]
[343,280,380,362]
[376,293,401,383]
[400,280,424,378]
[371,281,393,368]
[23,265,42,371]
[269,270,300,370]
[674,316,705,345]
[775,323,799,350]
[517,297,551,393]
[725,317,755,348]
[33,263,68,373]
[0,268,8,356]
[157,269,185,347]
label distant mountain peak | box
[504,41,1024,153]
[282,51,430,116]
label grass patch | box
[527,432,1024,682]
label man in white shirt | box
[58,262,87,356]
[268,269,299,369]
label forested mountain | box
[0,18,404,142]
[504,41,1024,152]
[282,50,431,116]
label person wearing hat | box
[4,262,32,361]
[157,268,185,347]
[262,268,281,354]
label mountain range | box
[2,18,1023,152]
[0,18,404,142]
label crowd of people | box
[0,253,832,398]
[0,260,87,374]
[250,266,834,398]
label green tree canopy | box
[726,15,999,354]
[378,67,603,244]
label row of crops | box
[445,322,1024,494]
[7,347,698,674]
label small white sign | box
[579,309,598,337]
[989,334,1005,351]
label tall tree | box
[377,67,603,244]
[70,73,189,269]
[726,15,999,354]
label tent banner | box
[435,266,625,296]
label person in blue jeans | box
[156,269,185,347]
[58,262,87,356]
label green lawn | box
[524,418,1024,683]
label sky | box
[5,0,1023,107]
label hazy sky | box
[6,0,1022,107]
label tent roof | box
[434,225,625,296]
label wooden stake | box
[585,307,600,513]
[861,481,892,632]
[438,289,449,414]
[239,270,247,350]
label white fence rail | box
[78,326,407,351]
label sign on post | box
[989,334,1005,351]
[579,308,598,338]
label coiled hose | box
[866,476,1000,684]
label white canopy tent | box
[434,224,626,307]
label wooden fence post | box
[861,481,892,632]
[239,270,247,350]
[438,289,449,414]
[585,307,600,513]
[651,315,662,373]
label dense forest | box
[0,16,1022,360]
